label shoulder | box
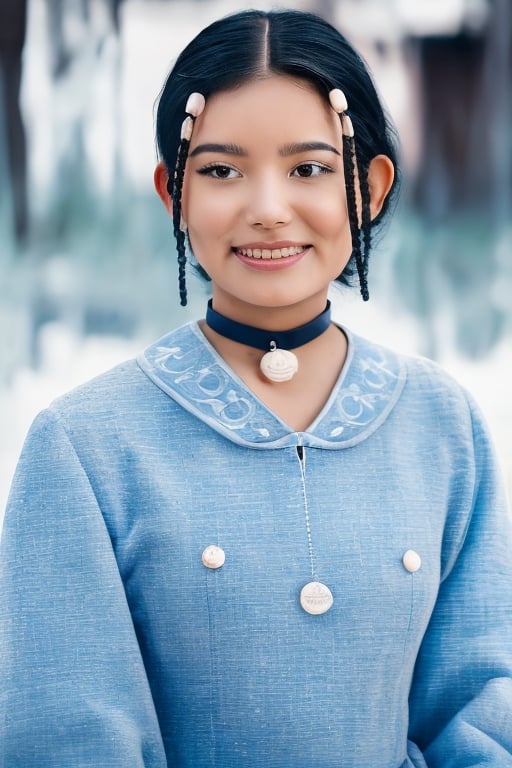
[349,330,479,432]
[47,358,154,425]
[43,324,198,441]
[358,331,470,396]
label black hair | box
[156,9,400,306]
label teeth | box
[238,246,306,259]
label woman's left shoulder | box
[350,330,483,429]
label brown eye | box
[291,163,332,178]
[296,164,314,177]
[197,164,240,180]
[214,166,233,179]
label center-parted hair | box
[155,9,400,306]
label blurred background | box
[1,0,511,516]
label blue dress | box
[1,322,512,767]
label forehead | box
[189,75,340,150]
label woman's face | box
[181,75,353,322]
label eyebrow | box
[279,141,341,157]
[189,143,248,158]
[188,140,340,158]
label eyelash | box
[196,162,334,180]
[291,162,333,178]
[196,164,240,180]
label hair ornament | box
[185,92,206,117]
[341,114,354,138]
[329,88,355,138]
[328,88,348,114]
[330,88,366,299]
[179,93,206,143]
[181,116,193,141]
[172,92,207,306]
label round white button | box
[402,549,421,573]
[202,545,225,569]
[300,581,334,615]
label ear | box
[367,154,395,220]
[154,161,173,216]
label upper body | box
[1,7,512,767]
[2,320,511,767]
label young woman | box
[1,9,511,767]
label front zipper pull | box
[295,443,334,615]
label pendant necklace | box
[205,300,332,383]
[296,445,333,615]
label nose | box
[245,172,292,229]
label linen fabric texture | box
[1,322,512,767]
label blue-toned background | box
[1,0,511,517]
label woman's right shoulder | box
[37,352,180,445]
[46,358,152,422]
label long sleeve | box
[0,409,167,767]
[408,395,512,766]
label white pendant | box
[260,344,298,383]
[300,581,334,615]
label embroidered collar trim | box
[137,322,406,449]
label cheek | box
[185,186,232,270]
[185,182,236,237]
[305,189,349,239]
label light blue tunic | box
[1,323,512,767]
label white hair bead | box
[185,92,206,117]
[342,114,354,138]
[329,88,348,114]
[181,116,193,141]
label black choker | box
[205,299,331,383]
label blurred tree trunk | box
[0,0,28,245]
[403,0,512,357]
[410,0,511,223]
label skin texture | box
[154,75,394,430]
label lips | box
[233,245,308,260]
[233,244,310,271]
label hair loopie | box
[172,136,190,306]
[342,133,368,300]
[356,150,372,301]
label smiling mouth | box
[234,245,309,260]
